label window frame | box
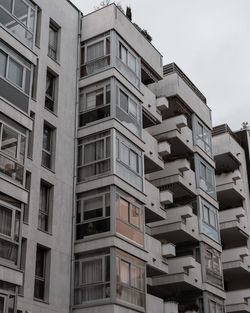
[48,20,60,61]
[34,245,49,301]
[193,116,212,157]
[0,200,21,242]
[45,70,57,113]
[42,123,55,170]
[38,180,53,233]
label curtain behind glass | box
[0,205,12,236]
[87,41,104,62]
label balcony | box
[148,256,202,298]
[219,207,249,246]
[147,115,194,158]
[222,247,250,280]
[0,264,23,287]
[147,158,196,201]
[149,205,199,244]
[145,234,169,276]
[226,290,250,313]
[216,170,245,209]
[213,131,242,174]
[144,179,168,223]
[143,130,164,174]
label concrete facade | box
[0,2,247,313]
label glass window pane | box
[1,125,18,159]
[130,150,138,172]
[84,140,104,163]
[131,265,140,289]
[46,72,54,98]
[121,143,129,165]
[35,247,45,278]
[87,41,104,62]
[84,196,103,220]
[128,99,137,118]
[120,90,128,112]
[200,163,206,179]
[0,0,12,12]
[209,210,216,228]
[203,205,209,223]
[213,254,220,273]
[14,0,29,26]
[43,126,51,152]
[130,205,140,228]
[96,89,104,106]
[118,198,129,222]
[120,260,130,284]
[106,85,110,104]
[49,27,57,50]
[0,296,4,313]
[206,251,213,270]
[0,50,7,76]
[119,44,127,64]
[82,259,102,284]
[197,122,203,137]
[0,205,12,237]
[8,58,23,87]
[128,53,136,72]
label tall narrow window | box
[45,71,57,112]
[38,181,53,233]
[34,246,49,301]
[48,21,59,61]
[42,123,54,170]
[23,171,31,223]
[27,111,35,159]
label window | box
[0,48,31,94]
[116,38,140,88]
[79,82,110,127]
[209,300,224,313]
[0,0,36,47]
[116,249,145,308]
[0,120,26,184]
[42,123,54,170]
[195,155,216,198]
[80,33,110,77]
[76,189,110,240]
[200,198,219,242]
[27,111,35,159]
[23,171,31,223]
[38,181,53,233]
[78,131,111,181]
[0,200,21,264]
[48,21,59,61]
[116,189,144,246]
[34,246,49,301]
[45,70,57,112]
[194,117,212,156]
[0,281,16,313]
[74,252,110,304]
[18,238,27,295]
[116,134,143,191]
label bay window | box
[80,33,110,77]
[78,131,111,181]
[116,249,145,308]
[0,0,36,47]
[199,197,219,242]
[76,188,110,240]
[74,252,110,304]
[195,155,216,198]
[0,200,21,264]
[205,246,223,287]
[79,81,111,127]
[116,189,144,246]
[116,85,142,137]
[116,133,143,191]
[116,38,140,88]
[0,120,26,184]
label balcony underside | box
[223,261,250,281]
[217,186,244,210]
[215,153,240,174]
[221,226,249,247]
[226,303,250,313]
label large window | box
[45,70,57,113]
[116,189,144,246]
[42,123,55,170]
[116,133,143,191]
[0,119,26,184]
[74,252,110,304]
[0,200,21,265]
[200,198,219,242]
[195,155,216,198]
[76,188,110,240]
[79,81,111,127]
[34,245,49,301]
[205,246,223,287]
[78,131,111,182]
[0,0,36,47]
[116,86,142,137]
[116,38,140,88]
[0,47,31,94]
[193,117,212,156]
[116,249,145,308]
[80,33,110,77]
[38,181,53,233]
[48,21,59,61]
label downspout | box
[70,9,82,313]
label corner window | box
[38,181,53,233]
[116,189,144,246]
[77,131,111,181]
[45,70,57,113]
[42,123,55,170]
[74,252,110,304]
[76,188,110,240]
[0,120,26,184]
[116,249,145,308]
[0,0,36,47]
[80,33,110,77]
[79,81,111,127]
[48,21,59,61]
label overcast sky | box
[71,0,250,130]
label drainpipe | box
[69,9,82,313]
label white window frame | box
[48,21,59,61]
[118,41,138,75]
[83,35,110,65]
[42,124,54,169]
[0,200,21,242]
[194,116,212,156]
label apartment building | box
[0,1,228,313]
[213,125,250,313]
